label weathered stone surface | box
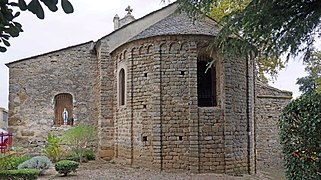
[255,82,292,171]
[98,149,114,160]
[6,3,291,175]
[21,130,34,136]
[110,35,256,174]
[8,117,24,126]
[7,42,100,153]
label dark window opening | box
[119,68,125,106]
[180,71,185,75]
[142,136,148,142]
[54,93,73,125]
[197,56,217,107]
[144,73,148,77]
[179,136,183,141]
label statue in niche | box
[62,108,68,125]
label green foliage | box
[210,0,285,83]
[256,56,285,83]
[65,154,82,162]
[84,149,95,161]
[0,169,40,180]
[297,75,317,95]
[210,0,250,21]
[297,50,321,94]
[279,92,321,179]
[180,0,321,59]
[44,133,63,162]
[62,124,95,163]
[18,156,52,173]
[65,149,95,162]
[0,0,73,52]
[55,160,79,176]
[0,155,30,170]
[177,0,320,80]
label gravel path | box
[38,160,282,180]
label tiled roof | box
[130,12,219,41]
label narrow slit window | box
[197,55,217,107]
[119,68,125,106]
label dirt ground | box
[38,160,286,180]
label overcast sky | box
[0,0,306,109]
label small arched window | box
[54,93,73,125]
[119,68,125,106]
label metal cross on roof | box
[125,5,133,15]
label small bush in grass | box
[55,160,79,176]
[84,149,95,161]
[0,155,30,170]
[18,156,52,174]
[0,169,40,180]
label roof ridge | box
[6,41,93,66]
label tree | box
[296,50,321,94]
[0,0,74,52]
[177,0,321,80]
[210,0,286,82]
[210,0,250,21]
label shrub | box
[62,124,94,163]
[44,133,63,162]
[84,149,95,161]
[0,169,40,180]
[0,155,30,170]
[65,153,82,162]
[279,92,321,180]
[18,156,52,174]
[65,149,95,162]
[55,160,79,176]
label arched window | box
[197,55,217,107]
[54,93,73,125]
[119,68,125,106]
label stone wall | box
[112,38,157,167]
[6,43,99,151]
[158,40,191,171]
[110,35,252,174]
[130,44,155,167]
[5,2,291,174]
[255,82,292,171]
[96,41,115,160]
[96,4,177,159]
[198,108,225,173]
[5,32,290,174]
[222,56,253,175]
